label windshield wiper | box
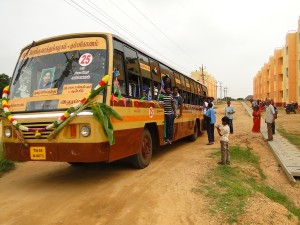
[13,41,35,85]
[53,51,78,89]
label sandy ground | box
[0,101,300,225]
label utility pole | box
[215,81,224,102]
[219,82,223,100]
[199,64,206,85]
[224,87,228,102]
[215,81,218,102]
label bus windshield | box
[9,36,107,112]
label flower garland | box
[1,75,110,138]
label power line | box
[126,0,202,68]
[64,0,193,74]
[66,0,121,35]
[102,0,162,43]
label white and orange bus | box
[1,33,208,168]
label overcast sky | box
[1,0,299,98]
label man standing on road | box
[205,102,216,145]
[225,101,235,134]
[265,99,275,141]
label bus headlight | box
[4,127,12,138]
[80,125,91,137]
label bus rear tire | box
[188,122,198,142]
[131,128,153,169]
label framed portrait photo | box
[39,67,55,89]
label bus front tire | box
[131,128,153,169]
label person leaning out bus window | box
[162,74,171,92]
[162,86,176,144]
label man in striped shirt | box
[163,87,176,144]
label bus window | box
[124,46,141,98]
[138,52,151,79]
[202,85,208,97]
[180,74,186,91]
[113,39,123,52]
[174,72,182,89]
[113,50,127,96]
[142,77,153,100]
[190,79,195,94]
[150,59,161,82]
[182,91,187,103]
[169,70,175,88]
[150,59,161,100]
[185,78,191,92]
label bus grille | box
[20,122,55,139]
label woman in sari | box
[252,105,261,133]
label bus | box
[1,33,208,169]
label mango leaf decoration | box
[91,103,123,145]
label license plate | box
[30,147,46,160]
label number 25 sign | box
[79,53,93,66]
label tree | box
[0,73,10,96]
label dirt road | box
[1,102,299,225]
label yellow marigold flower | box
[7,115,13,120]
[86,92,91,99]
[35,131,42,138]
[64,111,70,118]
[102,75,110,83]
[2,100,7,105]
[4,86,9,91]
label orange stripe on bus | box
[111,114,203,123]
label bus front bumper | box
[3,142,110,162]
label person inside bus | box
[39,71,53,89]
[129,80,140,98]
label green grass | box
[0,141,15,175]
[277,128,300,150]
[192,146,300,224]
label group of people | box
[162,75,183,144]
[251,98,278,141]
[204,100,235,165]
[161,74,234,165]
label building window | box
[286,47,288,55]
[286,68,288,77]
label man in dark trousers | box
[163,86,176,144]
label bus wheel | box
[131,128,153,169]
[188,122,198,142]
